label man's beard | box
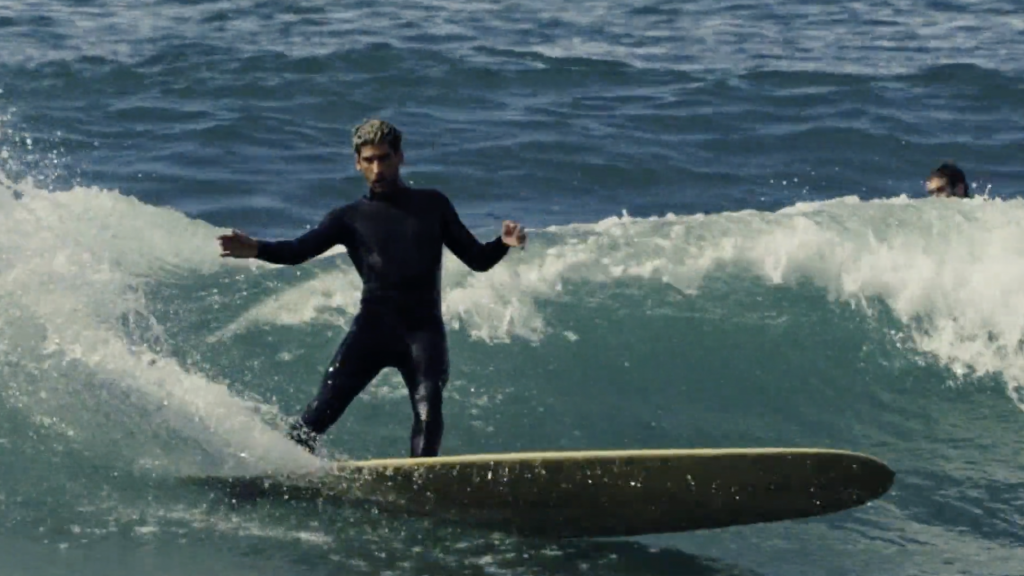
[371,175,400,191]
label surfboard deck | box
[187,447,895,538]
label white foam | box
[207,257,360,342]
[542,195,1024,408]
[0,175,319,476]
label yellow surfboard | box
[190,447,895,538]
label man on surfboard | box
[217,119,527,457]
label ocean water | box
[2,0,1024,574]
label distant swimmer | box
[925,162,971,198]
[217,119,527,458]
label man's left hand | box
[502,220,527,248]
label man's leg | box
[288,318,388,454]
[398,324,449,458]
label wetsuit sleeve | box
[438,194,509,272]
[255,208,350,266]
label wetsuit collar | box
[365,180,409,201]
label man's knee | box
[412,378,444,418]
[418,375,444,398]
[302,363,380,435]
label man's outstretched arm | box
[439,194,525,272]
[219,208,349,266]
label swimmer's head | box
[926,162,970,198]
[352,119,404,192]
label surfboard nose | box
[853,453,896,500]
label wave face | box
[3,176,1024,574]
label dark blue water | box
[3,1,1024,574]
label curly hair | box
[352,119,403,154]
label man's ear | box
[955,183,966,197]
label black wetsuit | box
[254,185,510,457]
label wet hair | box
[930,162,970,197]
[352,119,403,155]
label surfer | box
[926,162,971,198]
[217,119,527,457]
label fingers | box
[500,220,527,249]
[217,229,247,258]
[217,229,245,240]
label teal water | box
[3,1,1024,575]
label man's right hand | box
[218,229,259,258]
